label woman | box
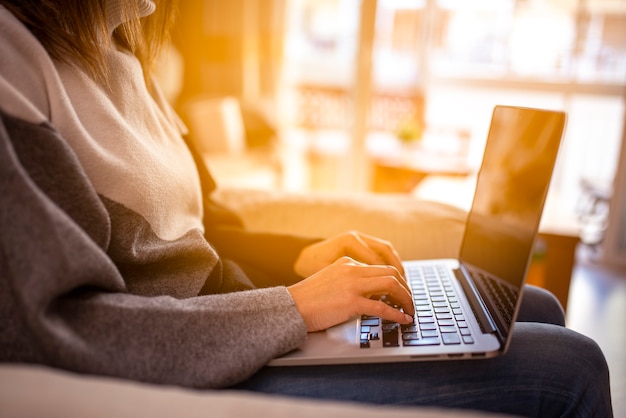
[0,1,613,416]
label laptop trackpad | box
[269,319,357,366]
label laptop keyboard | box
[470,270,518,326]
[359,265,474,349]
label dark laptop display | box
[460,106,566,345]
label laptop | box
[270,105,567,366]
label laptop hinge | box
[454,267,497,335]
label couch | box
[1,188,521,417]
[213,187,467,261]
[0,364,514,418]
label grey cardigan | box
[0,109,312,388]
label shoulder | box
[0,6,58,123]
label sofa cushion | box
[0,364,516,418]
[213,188,467,260]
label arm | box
[0,112,306,388]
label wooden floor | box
[566,245,626,418]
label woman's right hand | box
[287,256,415,333]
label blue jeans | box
[233,286,613,417]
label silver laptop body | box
[270,105,566,366]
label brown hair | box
[0,0,177,83]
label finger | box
[359,297,414,324]
[344,232,405,276]
[357,234,405,276]
[352,264,410,294]
[334,258,410,296]
[356,274,414,317]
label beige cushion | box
[0,365,516,418]
[214,188,467,260]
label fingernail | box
[404,314,414,323]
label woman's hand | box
[287,256,414,332]
[294,231,405,279]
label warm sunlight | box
[162,0,626,250]
[272,0,625,219]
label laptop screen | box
[460,106,566,333]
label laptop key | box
[442,333,461,345]
[439,325,457,333]
[404,337,441,346]
[383,323,400,331]
[401,324,419,332]
[383,328,399,347]
[361,318,379,326]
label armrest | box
[213,188,467,261]
[0,364,514,418]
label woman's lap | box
[516,285,566,326]
[233,286,613,417]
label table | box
[371,153,472,193]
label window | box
[279,0,626,229]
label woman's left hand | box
[294,230,405,279]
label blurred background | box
[157,0,626,267]
[161,4,625,406]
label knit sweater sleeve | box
[0,112,307,388]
